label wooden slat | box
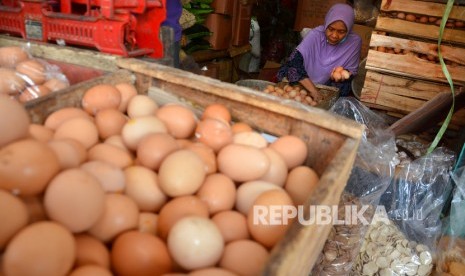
[375,17,465,45]
[366,49,465,84]
[380,0,465,20]
[369,33,465,65]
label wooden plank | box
[0,35,121,71]
[380,0,465,20]
[369,33,465,65]
[366,49,465,84]
[375,17,465,46]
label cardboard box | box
[351,24,374,61]
[294,0,347,31]
[232,0,253,46]
[212,0,234,15]
[204,14,232,50]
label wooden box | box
[24,55,363,275]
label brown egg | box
[201,103,231,124]
[235,180,283,215]
[87,143,133,169]
[88,194,139,242]
[186,142,217,174]
[190,268,238,276]
[0,68,26,95]
[21,195,48,223]
[115,82,138,113]
[0,190,29,250]
[68,265,112,276]
[259,148,288,187]
[156,104,198,139]
[15,59,46,85]
[217,144,270,182]
[104,135,131,153]
[18,85,51,103]
[74,234,110,268]
[219,239,269,276]
[126,94,159,118]
[284,166,319,206]
[269,135,308,169]
[94,109,128,139]
[81,84,121,115]
[212,211,250,243]
[168,216,224,270]
[124,166,168,212]
[44,107,92,130]
[157,195,209,240]
[195,118,233,152]
[158,150,206,197]
[121,116,168,150]
[138,212,158,235]
[44,168,105,233]
[48,138,87,169]
[80,161,126,193]
[0,139,60,196]
[3,221,75,276]
[136,133,179,171]
[196,173,236,215]
[112,231,172,276]
[0,96,30,147]
[43,77,69,92]
[233,131,268,148]
[231,122,253,134]
[28,123,54,142]
[54,117,99,149]
[176,138,193,149]
[0,46,29,68]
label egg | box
[217,144,270,182]
[190,268,239,276]
[269,135,308,169]
[168,216,224,270]
[259,148,288,187]
[332,71,342,82]
[196,173,236,215]
[104,135,131,153]
[0,95,30,147]
[48,138,87,169]
[156,104,198,139]
[87,194,139,242]
[115,82,138,113]
[157,195,209,240]
[18,85,51,103]
[0,139,60,196]
[68,265,113,276]
[0,68,26,95]
[233,131,268,148]
[247,189,294,248]
[186,142,217,174]
[121,116,167,150]
[201,103,231,124]
[74,234,111,268]
[94,109,128,139]
[138,212,158,235]
[0,189,29,250]
[195,118,233,152]
[231,122,253,134]
[43,77,69,92]
[80,161,126,193]
[15,59,46,85]
[53,117,99,149]
[81,84,121,115]
[124,166,168,212]
[235,180,283,215]
[87,143,133,169]
[21,195,48,223]
[44,168,106,233]
[44,107,93,130]
[126,94,159,118]
[3,221,75,276]
[136,133,179,170]
[158,150,206,197]
[0,46,29,68]
[211,211,250,243]
[219,239,269,276]
[341,70,351,80]
[284,166,319,206]
[111,231,172,276]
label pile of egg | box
[0,83,320,276]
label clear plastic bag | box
[311,98,396,275]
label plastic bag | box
[436,165,465,275]
[311,98,396,275]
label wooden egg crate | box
[359,0,465,130]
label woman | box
[277,3,362,100]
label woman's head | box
[324,4,355,45]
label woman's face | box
[325,20,348,45]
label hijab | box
[296,3,362,85]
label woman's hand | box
[299,78,322,102]
[331,66,351,82]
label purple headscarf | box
[296,3,362,85]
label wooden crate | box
[359,0,465,130]
[25,59,364,275]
